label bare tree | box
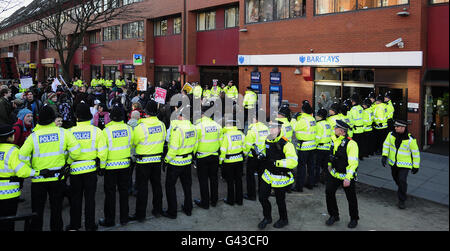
[0,0,23,17]
[26,0,142,83]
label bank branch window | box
[315,0,408,15]
[245,0,305,24]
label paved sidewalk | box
[357,152,449,206]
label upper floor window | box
[225,7,240,28]
[154,19,168,36]
[123,21,144,39]
[197,11,216,31]
[246,0,305,24]
[18,43,30,51]
[315,0,409,15]
[89,31,100,44]
[103,25,121,41]
[123,0,143,5]
[173,17,182,34]
[430,0,449,3]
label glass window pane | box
[246,0,260,23]
[206,11,216,30]
[382,0,408,7]
[198,13,206,30]
[343,68,374,82]
[260,0,274,22]
[290,0,304,17]
[431,0,449,3]
[336,0,357,12]
[315,0,335,14]
[226,7,238,28]
[276,0,290,20]
[315,68,342,81]
[161,20,167,35]
[315,83,342,114]
[358,0,382,9]
[343,84,375,103]
[174,17,181,34]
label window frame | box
[244,0,306,25]
[122,20,144,39]
[103,25,121,41]
[225,6,240,28]
[429,0,449,5]
[173,17,182,34]
[154,19,168,37]
[314,0,410,16]
[197,10,216,31]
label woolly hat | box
[17,108,32,122]
[110,105,124,122]
[145,99,158,116]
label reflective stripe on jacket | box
[382,132,420,169]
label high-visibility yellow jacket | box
[210,86,221,98]
[19,123,82,182]
[373,103,388,129]
[339,113,353,138]
[276,117,293,142]
[243,90,257,109]
[386,100,395,120]
[225,85,238,99]
[165,119,197,166]
[244,121,269,157]
[193,85,203,99]
[203,89,212,99]
[115,79,125,88]
[219,126,245,164]
[315,119,332,151]
[103,121,133,170]
[68,121,108,175]
[194,116,222,159]
[363,107,373,132]
[382,132,420,169]
[261,134,298,188]
[1,144,38,200]
[327,114,340,129]
[328,135,359,181]
[293,113,317,151]
[133,117,166,164]
[91,79,99,87]
[349,105,364,134]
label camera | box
[385,38,404,48]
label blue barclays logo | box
[299,55,340,64]
[39,133,59,144]
[148,126,162,134]
[238,56,245,64]
[230,135,242,142]
[73,131,91,140]
[112,130,128,138]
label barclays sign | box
[299,55,340,64]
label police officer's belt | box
[225,152,243,159]
[136,153,162,159]
[0,176,21,182]
[196,151,218,157]
[176,154,192,158]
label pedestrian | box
[93,103,111,130]
[243,109,269,201]
[257,120,298,229]
[0,88,14,125]
[193,102,222,209]
[99,105,134,227]
[292,100,316,191]
[325,120,359,229]
[219,115,245,206]
[65,103,107,231]
[381,120,420,209]
[0,124,47,231]
[163,105,197,219]
[129,100,166,222]
[18,105,82,231]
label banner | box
[137,77,147,91]
[19,77,34,89]
[182,83,193,94]
[154,87,167,104]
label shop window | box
[197,11,216,31]
[343,68,374,82]
[343,83,375,102]
[246,0,305,24]
[315,83,342,113]
[91,65,101,79]
[315,68,342,81]
[225,7,240,28]
[154,19,168,36]
[103,65,118,81]
[155,67,180,85]
[374,69,407,83]
[174,17,182,34]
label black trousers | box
[69,172,97,230]
[135,162,163,219]
[325,173,359,221]
[31,180,66,231]
[196,155,219,208]
[374,128,388,154]
[391,165,409,202]
[315,149,329,183]
[222,161,243,205]
[246,157,263,199]
[104,168,130,225]
[165,164,193,217]
[259,181,288,221]
[0,197,18,231]
[352,132,364,159]
[296,150,315,189]
[366,130,376,155]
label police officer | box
[0,124,45,231]
[257,120,298,229]
[327,102,341,129]
[66,103,107,231]
[220,115,245,206]
[115,76,126,89]
[128,100,166,222]
[349,94,365,160]
[340,100,354,138]
[243,109,269,201]
[384,91,395,131]
[293,101,316,191]
[19,105,82,231]
[243,86,257,123]
[99,105,134,227]
[373,94,388,154]
[361,98,374,158]
[315,108,332,184]
[325,120,359,229]
[163,105,197,219]
[193,82,203,101]
[276,105,293,142]
[193,103,222,209]
[225,80,238,101]
[382,120,420,209]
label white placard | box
[19,77,33,89]
[52,78,62,92]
